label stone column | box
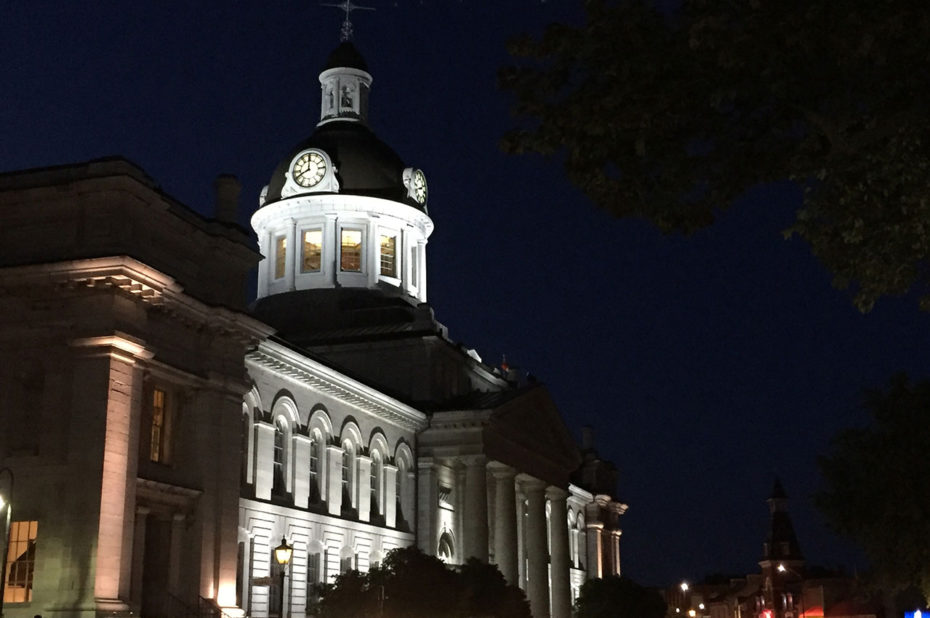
[253,422,276,501]
[463,456,489,562]
[292,433,312,508]
[416,458,439,555]
[71,335,151,612]
[130,506,149,607]
[547,487,571,618]
[585,521,604,579]
[524,479,550,618]
[384,464,398,528]
[326,444,344,516]
[286,217,297,291]
[169,513,186,594]
[357,455,372,522]
[610,529,622,576]
[416,238,427,302]
[490,464,518,584]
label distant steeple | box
[760,478,805,566]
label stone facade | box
[0,41,627,618]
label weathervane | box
[321,1,375,42]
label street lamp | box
[776,563,804,618]
[0,467,14,618]
[274,537,293,618]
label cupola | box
[252,41,433,304]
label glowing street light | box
[274,537,293,618]
[680,582,689,592]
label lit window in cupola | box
[274,236,287,279]
[380,234,396,277]
[302,229,323,273]
[340,230,362,272]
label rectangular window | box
[379,234,396,277]
[274,235,287,279]
[301,229,323,273]
[409,245,418,286]
[4,520,37,603]
[149,388,172,464]
[307,552,321,585]
[340,229,362,272]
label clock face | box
[412,169,427,204]
[292,151,327,188]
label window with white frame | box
[309,435,321,504]
[370,451,381,517]
[341,445,355,509]
[273,420,286,495]
[301,229,323,273]
[379,233,397,277]
[340,229,362,272]
[274,235,287,279]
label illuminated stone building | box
[0,40,625,618]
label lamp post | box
[0,467,14,618]
[274,537,293,618]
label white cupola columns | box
[251,193,433,303]
[319,66,373,125]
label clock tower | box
[251,41,432,304]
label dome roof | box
[262,121,423,209]
[324,41,368,72]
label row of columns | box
[422,456,574,618]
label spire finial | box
[321,1,375,42]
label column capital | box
[70,332,154,363]
[518,475,548,494]
[459,454,487,467]
[487,461,516,479]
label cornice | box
[0,256,273,342]
[247,341,427,433]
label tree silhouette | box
[500,0,930,312]
[817,375,930,601]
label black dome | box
[324,41,368,72]
[263,121,423,210]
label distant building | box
[0,38,626,618]
[668,480,882,618]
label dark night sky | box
[2,1,927,587]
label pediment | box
[484,384,581,487]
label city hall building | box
[0,40,626,618]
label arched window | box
[395,458,406,527]
[370,451,381,519]
[341,444,355,511]
[438,532,454,563]
[309,434,321,504]
[273,419,286,496]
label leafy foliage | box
[500,0,930,311]
[573,576,667,618]
[816,375,930,601]
[315,546,531,618]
